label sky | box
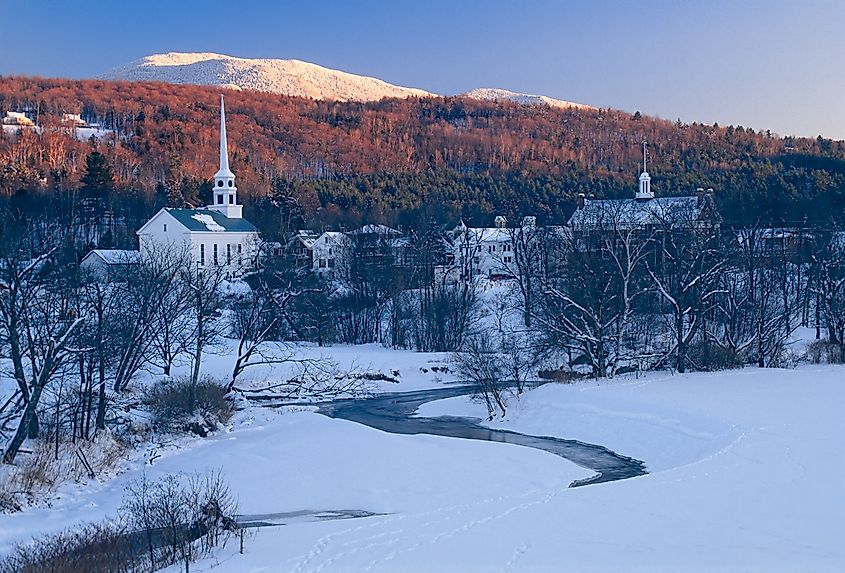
[0,0,842,139]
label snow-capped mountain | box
[461,88,594,110]
[101,53,593,110]
[100,52,435,102]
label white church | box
[137,96,260,275]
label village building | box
[79,249,140,282]
[311,231,350,274]
[136,96,260,276]
[567,142,719,238]
[1,111,34,126]
[449,215,516,279]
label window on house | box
[328,248,333,255]
[200,244,205,266]
[229,195,234,204]
[163,223,167,232]
[319,259,327,268]
[213,244,219,265]
[328,258,335,268]
[227,244,232,265]
[217,195,223,204]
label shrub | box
[145,376,234,436]
[1,434,128,510]
[688,340,743,371]
[0,521,139,573]
[0,471,238,573]
[807,340,845,364]
[538,369,573,383]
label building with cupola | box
[567,141,719,235]
[137,95,260,275]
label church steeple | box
[208,95,242,218]
[636,139,654,200]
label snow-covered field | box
[1,345,843,572]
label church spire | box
[636,139,654,200]
[209,95,242,218]
[215,95,234,180]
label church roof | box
[166,208,258,233]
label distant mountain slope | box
[462,88,594,110]
[100,53,595,110]
[100,52,435,102]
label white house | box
[311,231,350,274]
[79,249,140,282]
[136,95,259,276]
[451,215,516,279]
[1,111,34,126]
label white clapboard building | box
[137,96,259,275]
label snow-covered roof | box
[348,224,402,236]
[165,208,258,232]
[84,249,140,265]
[314,231,350,246]
[454,227,513,244]
[290,230,320,248]
[568,196,714,230]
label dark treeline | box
[1,76,844,238]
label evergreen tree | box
[81,151,114,190]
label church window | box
[228,180,233,187]
[217,195,223,204]
[200,244,205,266]
[217,180,223,187]
[163,224,167,232]
[227,244,232,264]
[213,244,219,265]
[228,195,234,204]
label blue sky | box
[1,0,842,139]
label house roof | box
[348,224,402,236]
[567,196,713,229]
[289,230,319,248]
[165,208,258,233]
[455,227,513,244]
[84,249,140,265]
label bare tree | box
[809,230,845,357]
[3,262,84,464]
[647,205,725,373]
[110,248,186,392]
[183,265,228,413]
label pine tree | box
[164,154,184,207]
[81,151,114,190]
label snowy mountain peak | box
[100,52,435,102]
[461,88,594,110]
[100,53,595,111]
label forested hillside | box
[1,76,843,235]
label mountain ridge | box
[100,52,436,102]
[101,52,591,109]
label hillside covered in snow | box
[100,52,595,110]
[461,87,594,110]
[100,52,435,102]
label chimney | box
[576,193,586,210]
[696,187,705,206]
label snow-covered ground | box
[1,344,843,572]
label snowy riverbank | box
[1,347,843,572]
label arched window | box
[228,180,233,187]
